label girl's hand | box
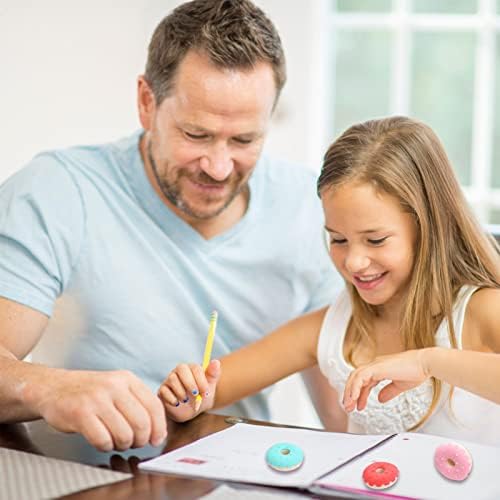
[342,349,431,412]
[158,359,221,422]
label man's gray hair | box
[145,0,286,105]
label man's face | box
[138,50,277,222]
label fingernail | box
[102,442,113,452]
[192,389,199,396]
[152,435,165,447]
[182,397,189,403]
[174,401,180,407]
[205,391,209,397]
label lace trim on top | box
[320,286,478,434]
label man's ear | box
[137,76,156,130]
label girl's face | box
[322,181,418,313]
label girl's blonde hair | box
[317,116,500,428]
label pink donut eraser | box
[434,442,472,481]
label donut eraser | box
[434,442,472,481]
[265,442,304,472]
[362,461,399,489]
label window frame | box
[324,0,500,223]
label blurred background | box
[1,0,500,428]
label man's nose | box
[200,144,234,181]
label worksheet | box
[312,432,500,500]
[139,423,389,488]
[140,424,500,498]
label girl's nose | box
[344,250,370,274]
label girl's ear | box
[137,76,156,131]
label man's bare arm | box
[0,297,167,450]
[0,297,49,421]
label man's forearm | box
[0,353,60,423]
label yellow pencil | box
[194,310,218,411]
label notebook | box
[139,423,500,499]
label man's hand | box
[25,369,167,451]
[158,359,221,422]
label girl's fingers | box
[158,384,180,407]
[206,359,221,378]
[343,370,357,401]
[185,360,221,400]
[344,354,428,412]
[378,382,409,403]
[164,369,189,403]
[345,369,368,403]
[356,380,378,410]
[175,364,200,401]
[350,376,364,401]
[159,361,216,410]
[188,363,209,397]
[344,368,378,411]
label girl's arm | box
[422,287,500,403]
[343,288,500,412]
[302,366,348,432]
[159,307,327,421]
[422,349,500,403]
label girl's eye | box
[368,237,388,245]
[330,238,347,245]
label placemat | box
[1,447,132,500]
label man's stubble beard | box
[147,138,248,220]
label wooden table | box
[0,414,336,499]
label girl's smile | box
[353,271,388,290]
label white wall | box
[0,1,326,428]
[0,2,149,180]
[0,1,328,177]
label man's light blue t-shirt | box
[0,131,339,420]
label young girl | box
[159,116,500,445]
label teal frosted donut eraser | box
[265,442,304,472]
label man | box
[0,0,340,452]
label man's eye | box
[185,132,208,140]
[233,137,253,145]
[368,237,388,245]
[330,238,347,245]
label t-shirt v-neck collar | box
[120,131,262,252]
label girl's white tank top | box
[317,286,500,446]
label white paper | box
[139,423,389,488]
[201,484,311,499]
[313,432,500,500]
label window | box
[328,0,500,224]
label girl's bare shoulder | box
[465,287,500,350]
[467,287,500,314]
